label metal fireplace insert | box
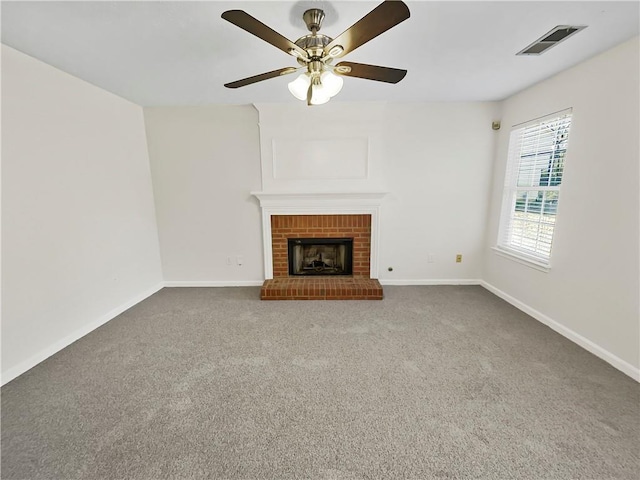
[288,238,353,276]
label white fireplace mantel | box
[251,191,387,280]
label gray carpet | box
[2,286,638,479]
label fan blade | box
[324,0,410,58]
[224,67,300,89]
[222,10,307,58]
[334,62,407,84]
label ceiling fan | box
[221,0,410,106]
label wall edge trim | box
[1,282,165,386]
[380,279,482,286]
[5,280,636,385]
[163,281,264,287]
[480,280,640,382]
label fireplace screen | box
[288,238,353,276]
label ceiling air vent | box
[517,25,587,56]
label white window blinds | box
[497,110,572,265]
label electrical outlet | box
[237,255,244,266]
[428,254,435,263]
[456,254,462,263]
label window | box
[497,109,572,267]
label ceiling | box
[2,1,638,106]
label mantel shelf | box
[252,191,386,280]
[251,191,388,208]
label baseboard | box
[481,281,640,382]
[1,282,165,386]
[6,279,636,384]
[166,280,482,288]
[163,280,264,287]
[380,279,482,286]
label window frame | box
[495,109,573,271]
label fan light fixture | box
[221,2,410,106]
[288,70,343,105]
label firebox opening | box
[288,238,353,276]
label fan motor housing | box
[294,34,333,64]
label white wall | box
[380,102,498,283]
[144,102,498,284]
[143,106,264,284]
[1,46,163,383]
[483,37,640,376]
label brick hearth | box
[261,214,383,300]
[261,277,383,300]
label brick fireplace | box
[252,193,386,300]
[272,215,370,277]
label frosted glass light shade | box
[310,89,330,105]
[320,71,344,97]
[288,74,311,100]
[288,71,343,104]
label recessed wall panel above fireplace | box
[253,103,387,193]
[272,137,368,181]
